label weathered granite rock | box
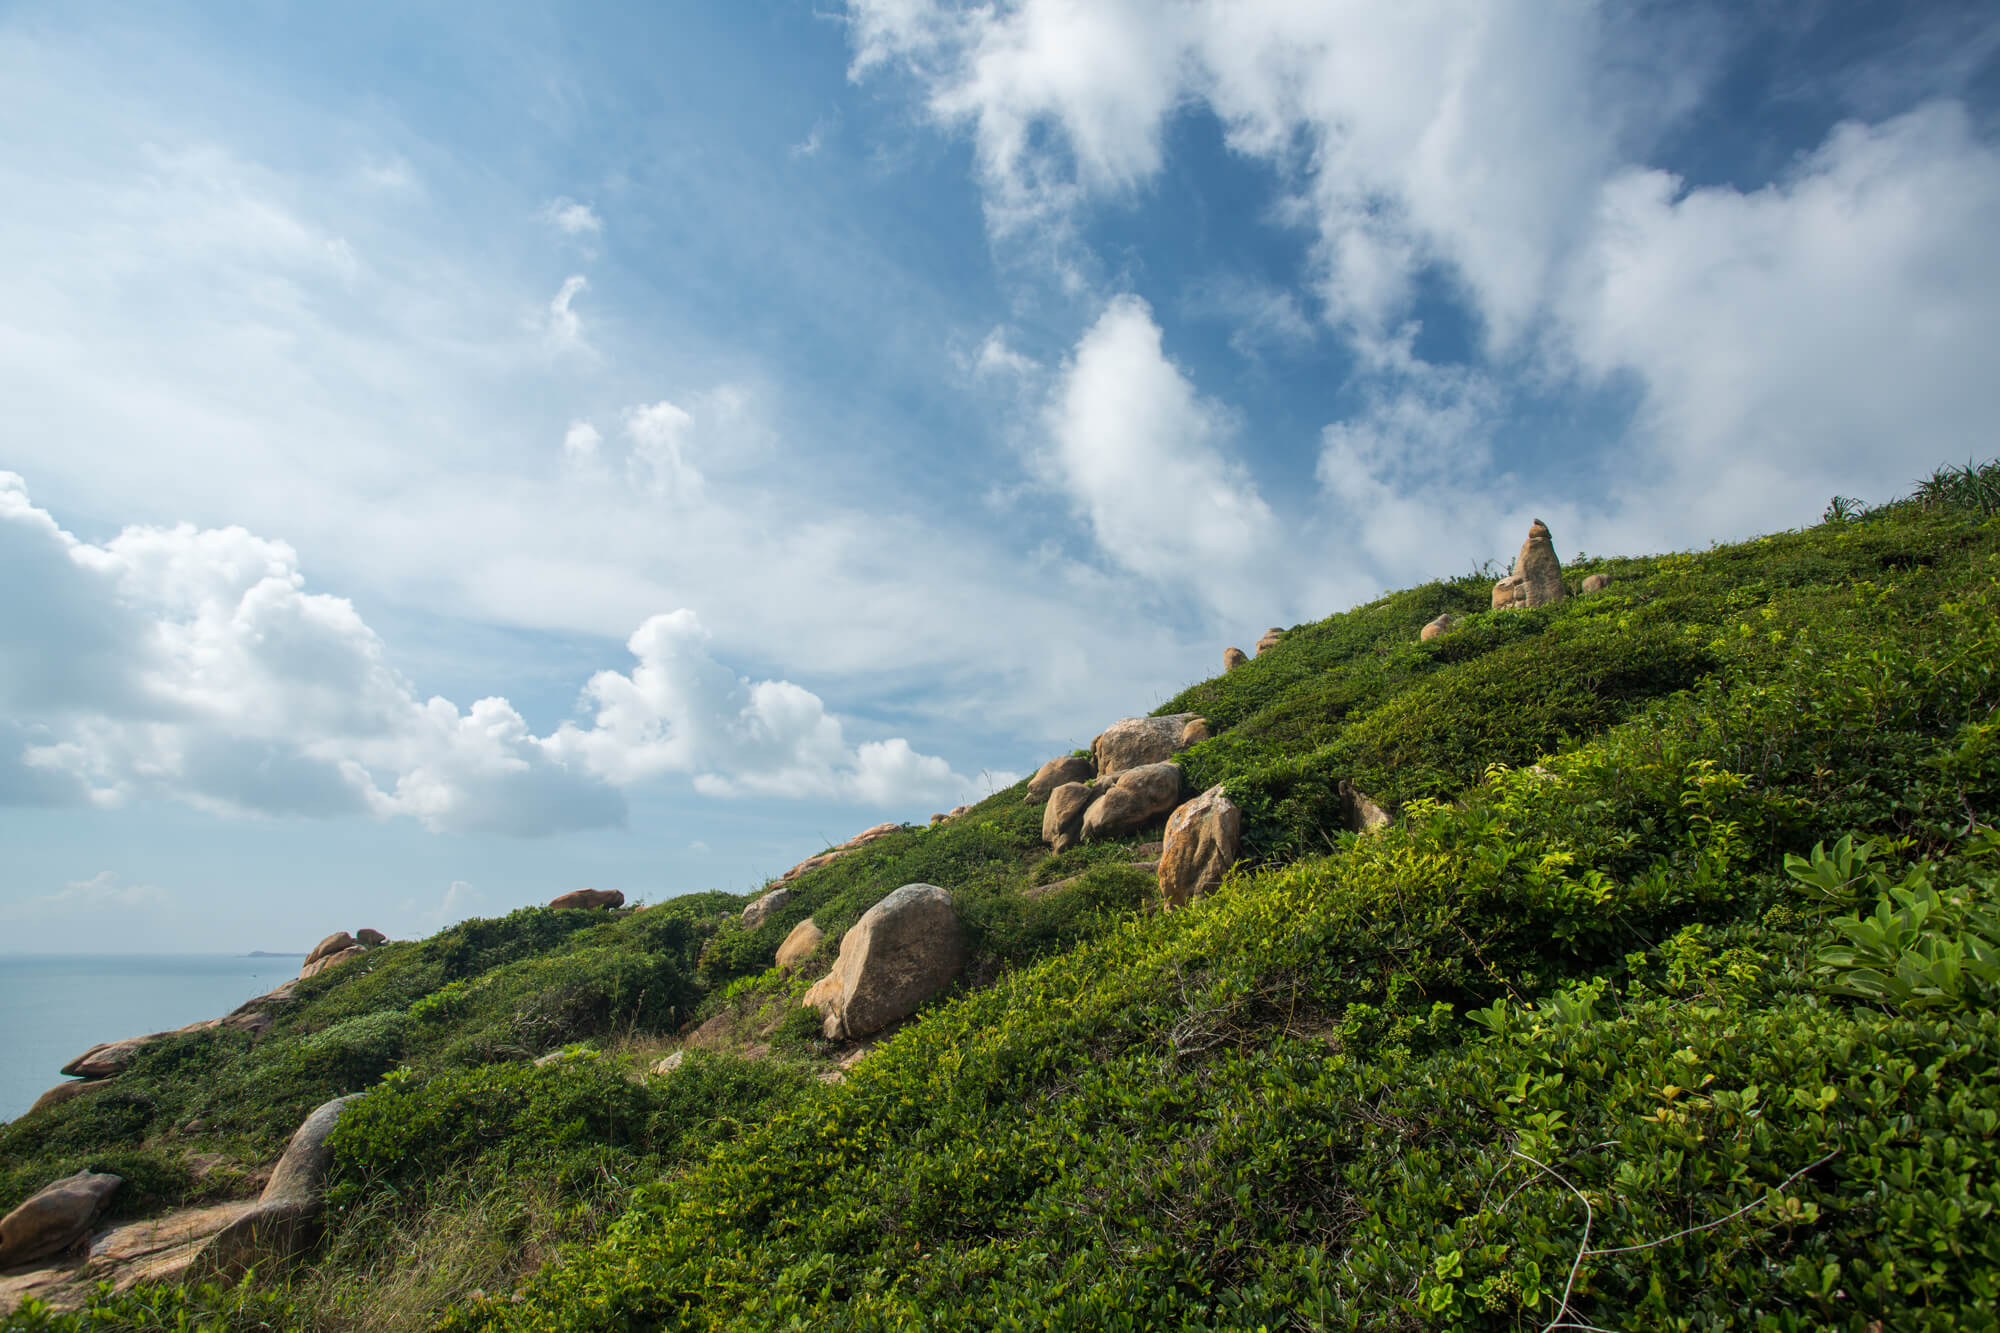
[1026,754,1095,803]
[1338,780,1394,833]
[801,885,965,1041]
[297,946,368,980]
[26,1081,102,1116]
[776,917,824,971]
[1420,613,1458,642]
[1224,646,1249,671]
[1157,784,1242,908]
[1081,762,1184,843]
[354,928,388,947]
[651,1051,686,1076]
[776,851,844,883]
[301,933,356,970]
[742,886,795,930]
[1581,573,1611,594]
[1492,576,1524,610]
[548,888,624,911]
[196,1095,358,1279]
[1256,627,1285,655]
[1494,519,1566,610]
[59,1039,149,1081]
[1092,713,1207,777]
[0,1172,123,1268]
[844,822,901,848]
[1041,780,1101,854]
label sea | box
[0,954,303,1122]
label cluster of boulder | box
[1222,626,1285,671]
[1029,713,1210,855]
[0,1096,356,1308]
[1417,521,1615,646]
[298,927,387,979]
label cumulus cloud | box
[623,400,705,501]
[540,196,603,237]
[0,476,988,832]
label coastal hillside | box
[5,463,2000,1331]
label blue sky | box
[3,0,1997,952]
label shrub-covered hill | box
[9,465,2000,1332]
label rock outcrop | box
[929,804,971,825]
[1338,780,1394,833]
[1493,519,1566,610]
[742,886,795,930]
[1420,613,1458,642]
[1092,714,1208,777]
[1080,762,1185,843]
[548,888,624,911]
[1224,646,1249,671]
[25,1080,103,1117]
[773,822,908,884]
[298,946,368,980]
[776,918,824,971]
[1256,627,1285,655]
[59,1038,149,1081]
[801,884,965,1041]
[1157,784,1242,908]
[196,1095,358,1280]
[0,1172,122,1269]
[301,933,356,970]
[1041,780,1100,854]
[1026,754,1094,803]
[354,928,388,947]
[1581,573,1611,594]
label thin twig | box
[1512,1150,1594,1333]
[1583,1151,1838,1258]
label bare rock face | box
[301,933,356,970]
[549,888,624,911]
[844,822,902,848]
[297,946,368,981]
[1581,573,1611,594]
[59,1038,150,1080]
[1494,519,1566,610]
[1026,754,1094,803]
[801,884,965,1041]
[1157,784,1242,908]
[0,1173,123,1269]
[776,918,824,971]
[776,851,843,883]
[1256,627,1285,655]
[1092,714,1208,777]
[1081,762,1185,843]
[1041,780,1100,853]
[197,1095,358,1280]
[1338,780,1394,833]
[1224,646,1249,671]
[742,886,795,930]
[354,928,388,947]
[1420,613,1458,642]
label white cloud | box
[973,327,1038,378]
[562,420,603,467]
[544,273,589,348]
[622,400,705,501]
[540,196,603,237]
[790,119,829,159]
[1040,296,1282,612]
[0,871,170,921]
[0,476,986,831]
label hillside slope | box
[7,465,2000,1332]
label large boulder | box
[1157,784,1242,908]
[301,932,355,970]
[549,888,624,911]
[1026,754,1094,803]
[0,1172,122,1268]
[1041,780,1100,854]
[742,886,795,930]
[354,928,388,947]
[1495,519,1566,610]
[1581,573,1611,594]
[1224,646,1249,671]
[1256,627,1285,655]
[1420,613,1457,642]
[1092,713,1208,777]
[1081,762,1184,842]
[776,918,824,971]
[59,1038,149,1081]
[801,885,965,1041]
[297,946,368,980]
[196,1096,357,1279]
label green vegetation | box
[9,463,2000,1331]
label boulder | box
[801,885,965,1041]
[1157,784,1242,908]
[1224,646,1249,671]
[301,932,356,969]
[26,1080,102,1116]
[1581,573,1611,594]
[1420,613,1458,642]
[548,888,624,911]
[1338,779,1394,833]
[196,1095,358,1279]
[1492,576,1524,610]
[651,1051,686,1076]
[297,946,367,980]
[1092,713,1207,777]
[354,928,388,947]
[1081,762,1184,842]
[1026,754,1094,803]
[742,886,795,930]
[0,1172,122,1268]
[1510,519,1566,609]
[776,918,824,970]
[1041,780,1101,854]
[1256,627,1285,655]
[777,850,847,883]
[59,1038,149,1081]
[841,822,901,849]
